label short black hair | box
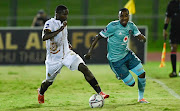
[38,9,45,14]
[119,8,129,14]
[55,5,67,13]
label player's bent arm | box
[137,34,146,43]
[42,21,67,41]
[84,34,103,59]
[31,17,37,27]
[42,26,65,41]
[88,34,103,53]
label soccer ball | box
[89,94,104,108]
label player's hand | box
[63,21,67,27]
[84,53,92,60]
[58,21,67,32]
[137,34,146,43]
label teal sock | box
[138,77,146,100]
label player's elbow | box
[143,38,146,43]
[42,38,46,41]
[42,36,47,41]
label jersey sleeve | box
[42,20,53,38]
[131,22,141,37]
[99,22,115,38]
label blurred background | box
[0,0,172,56]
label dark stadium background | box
[0,0,172,54]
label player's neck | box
[121,23,127,27]
[119,21,127,27]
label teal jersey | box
[100,20,141,62]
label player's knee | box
[129,82,135,87]
[122,73,135,87]
[78,63,89,73]
[171,45,177,52]
[138,72,145,78]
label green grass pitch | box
[0,61,180,111]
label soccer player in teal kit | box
[85,8,149,103]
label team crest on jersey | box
[123,36,128,42]
[50,42,58,51]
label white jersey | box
[42,18,71,63]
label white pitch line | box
[148,77,180,99]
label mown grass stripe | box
[148,77,180,99]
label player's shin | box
[138,77,146,100]
[39,80,53,95]
[87,77,101,93]
[78,63,101,93]
[171,52,176,73]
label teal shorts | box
[109,50,145,79]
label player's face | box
[119,11,129,27]
[56,9,69,21]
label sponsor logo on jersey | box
[123,36,128,42]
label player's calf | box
[37,80,53,104]
[40,80,53,95]
[138,72,145,78]
[78,63,94,81]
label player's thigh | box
[170,44,178,52]
[109,61,135,86]
[62,51,85,71]
[128,51,141,70]
[109,61,129,80]
[70,55,85,71]
[122,73,135,86]
[127,51,145,76]
[45,61,63,82]
[169,32,180,45]
[131,63,145,76]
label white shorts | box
[45,51,85,82]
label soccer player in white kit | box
[37,5,109,104]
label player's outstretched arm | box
[42,21,67,41]
[84,34,103,60]
[137,34,146,43]
[31,16,37,27]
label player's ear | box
[54,12,57,19]
[118,14,120,18]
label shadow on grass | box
[10,104,60,111]
[9,104,41,111]
[8,72,19,75]
[80,103,140,111]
